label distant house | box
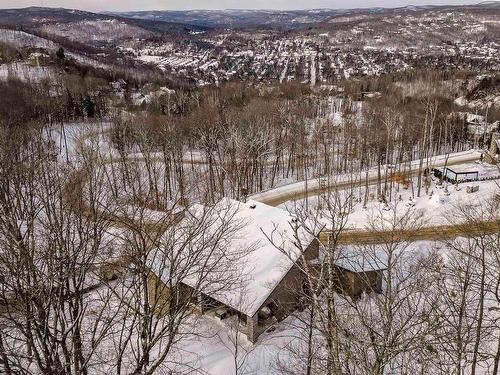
[148,198,323,343]
[28,52,49,67]
[458,112,499,148]
[333,247,386,298]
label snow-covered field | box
[0,29,120,77]
[62,123,497,232]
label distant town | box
[0,3,499,375]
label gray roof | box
[334,246,387,273]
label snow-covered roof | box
[334,246,387,273]
[149,198,322,317]
[464,112,486,124]
[444,166,478,175]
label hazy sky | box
[0,0,481,12]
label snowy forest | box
[1,4,500,375]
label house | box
[457,112,499,148]
[333,246,387,298]
[148,198,323,343]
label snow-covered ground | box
[106,238,495,375]
[0,29,58,51]
[0,62,54,82]
[64,121,496,233]
[0,29,119,76]
[47,121,112,161]
[294,178,498,230]
[250,149,483,205]
[283,161,499,230]
[7,120,498,375]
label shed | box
[433,167,479,184]
[333,247,387,298]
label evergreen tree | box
[56,47,65,60]
[82,95,95,118]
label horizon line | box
[0,1,495,14]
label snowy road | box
[322,220,500,246]
[69,123,496,247]
[249,150,483,207]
